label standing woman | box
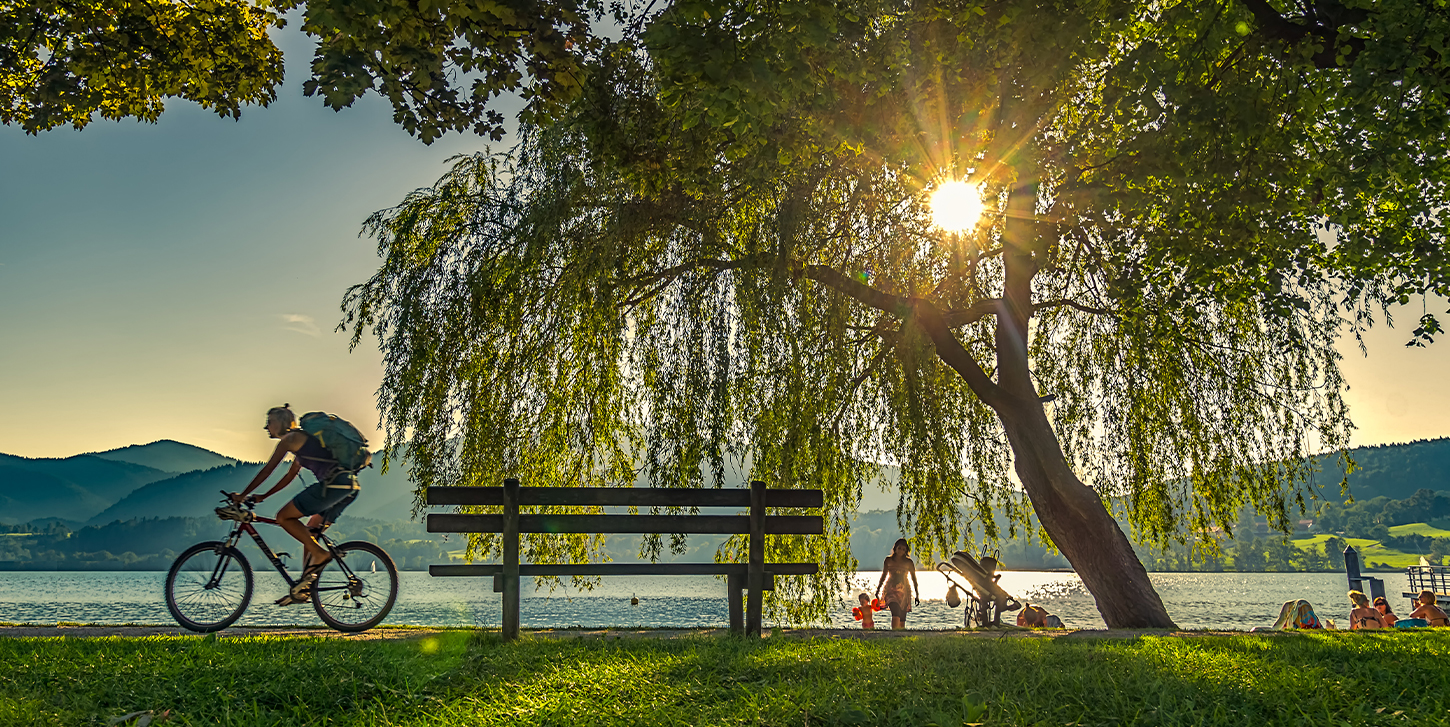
[874,539,921,630]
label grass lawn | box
[3,630,1450,726]
[1389,523,1450,539]
[1290,535,1424,568]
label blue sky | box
[1,29,1448,463]
[0,27,494,460]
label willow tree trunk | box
[995,396,1177,628]
[987,179,1175,629]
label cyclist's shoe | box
[215,503,254,522]
[276,569,320,606]
[281,559,329,604]
[274,592,310,606]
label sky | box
[2,30,1450,465]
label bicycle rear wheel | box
[311,541,398,632]
[165,541,253,632]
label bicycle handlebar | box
[219,490,259,508]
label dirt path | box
[0,624,1258,640]
[0,625,451,640]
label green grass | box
[1291,535,1425,568]
[3,631,1450,726]
[1389,523,1450,538]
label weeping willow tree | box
[344,0,1449,627]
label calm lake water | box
[0,570,1415,631]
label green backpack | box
[299,412,373,476]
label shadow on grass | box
[3,630,1449,726]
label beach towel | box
[1272,600,1326,629]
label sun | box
[929,179,986,233]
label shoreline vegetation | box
[5,441,1450,575]
[2,487,1450,571]
[2,629,1447,726]
[2,507,1447,573]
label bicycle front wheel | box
[312,541,398,632]
[165,541,253,632]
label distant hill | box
[87,464,264,524]
[1312,437,1450,501]
[86,460,426,525]
[0,453,171,523]
[0,465,112,523]
[89,440,239,474]
[341,462,426,521]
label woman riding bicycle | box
[230,404,360,604]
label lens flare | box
[929,179,985,233]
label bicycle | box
[164,490,399,633]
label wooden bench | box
[426,479,823,639]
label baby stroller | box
[938,550,1022,627]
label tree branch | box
[1238,0,1369,67]
[799,264,911,316]
[620,253,772,308]
[799,265,1006,407]
[1032,298,1115,317]
[942,299,1003,328]
[911,299,1009,410]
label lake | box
[0,570,1415,630]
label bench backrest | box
[427,485,822,535]
[425,479,823,638]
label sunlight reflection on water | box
[0,570,1411,631]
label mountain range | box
[0,440,420,526]
[3,437,1449,527]
[1309,438,1450,500]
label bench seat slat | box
[428,513,823,535]
[426,486,822,509]
[429,562,819,577]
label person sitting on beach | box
[1409,590,1450,627]
[1348,590,1387,630]
[874,539,920,630]
[1373,597,1398,627]
[1018,603,1048,628]
[853,593,877,630]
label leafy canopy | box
[339,0,1450,619]
[2,0,605,141]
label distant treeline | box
[1315,488,1450,540]
[1129,488,1450,572]
[4,489,1447,572]
[0,517,449,571]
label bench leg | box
[728,573,744,634]
[502,479,521,641]
[747,481,765,636]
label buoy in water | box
[631,595,639,606]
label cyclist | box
[229,404,360,604]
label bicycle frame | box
[205,506,363,599]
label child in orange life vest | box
[852,593,884,629]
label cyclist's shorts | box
[293,482,357,523]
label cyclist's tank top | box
[293,431,359,489]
